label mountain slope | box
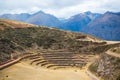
[25,11,61,27]
[59,11,101,32]
[84,11,101,20]
[60,13,91,31]
[0,11,61,27]
[82,12,120,40]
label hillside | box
[110,47,120,54]
[0,19,108,64]
[0,19,36,30]
[89,48,120,80]
[0,38,24,63]
[88,42,120,80]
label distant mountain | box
[60,11,101,32]
[26,11,61,27]
[0,13,31,22]
[84,11,101,20]
[60,13,91,31]
[0,11,100,30]
[82,11,120,40]
[0,11,61,27]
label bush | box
[116,75,120,80]
[89,63,98,73]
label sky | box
[0,0,120,18]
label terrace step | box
[30,59,44,64]
[29,56,42,59]
[44,58,88,60]
[36,60,48,66]
[40,62,49,67]
[46,64,85,68]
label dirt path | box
[105,40,120,58]
[0,54,37,70]
[106,50,120,58]
[0,62,93,80]
[84,60,100,80]
[85,71,99,80]
[106,41,120,44]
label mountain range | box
[0,11,120,40]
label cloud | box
[0,0,120,18]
